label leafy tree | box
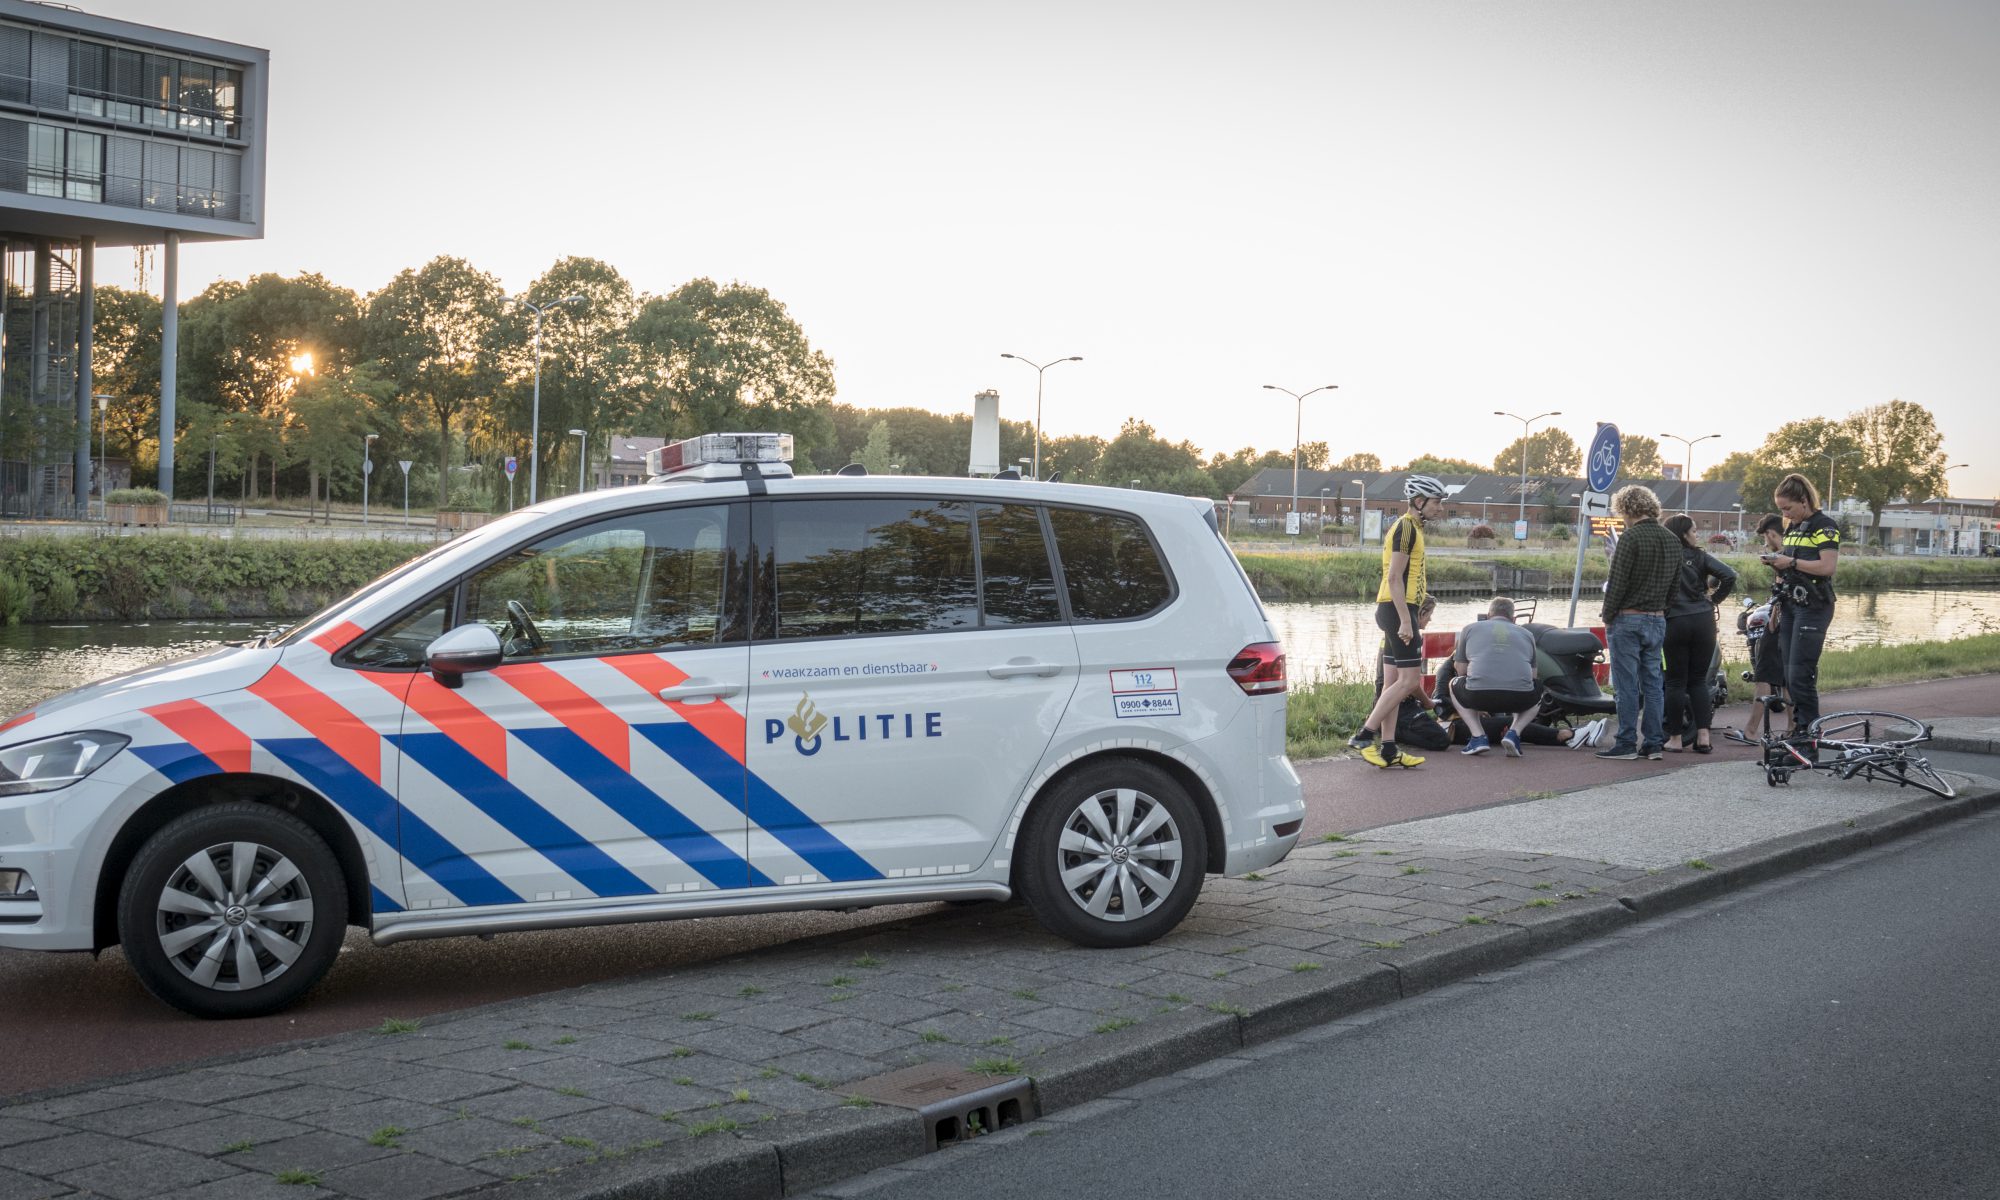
[1333,452,1381,472]
[1397,454,1488,476]
[629,278,836,466]
[1040,433,1106,482]
[1204,447,1290,495]
[857,420,897,474]
[289,365,393,513]
[485,257,641,499]
[1618,435,1666,480]
[1741,417,1856,515]
[1703,450,1755,485]
[1097,418,1218,496]
[90,286,162,483]
[176,273,362,499]
[1846,399,1948,528]
[364,257,507,507]
[1493,429,1580,477]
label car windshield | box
[267,508,548,648]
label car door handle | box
[658,680,742,702]
[988,660,1062,679]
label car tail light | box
[1227,643,1286,695]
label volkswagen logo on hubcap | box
[1111,845,1130,864]
[223,905,249,926]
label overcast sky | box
[85,0,1999,497]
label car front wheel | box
[1018,759,1207,948]
[118,803,348,1019]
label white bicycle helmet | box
[1403,474,1448,501]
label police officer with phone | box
[1768,472,1840,738]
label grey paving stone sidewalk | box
[0,838,1649,1199]
[3,757,1992,1199]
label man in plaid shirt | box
[1596,485,1680,760]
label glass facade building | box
[0,1,266,512]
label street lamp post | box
[511,293,586,505]
[1660,432,1721,513]
[1128,479,1140,489]
[1938,462,1970,555]
[92,393,111,502]
[1495,410,1562,537]
[1263,383,1338,528]
[1000,353,1083,481]
[361,434,379,529]
[1818,447,1859,510]
[570,428,589,493]
[206,429,218,520]
[1481,495,1492,523]
[1351,478,1366,541]
[1319,487,1330,528]
[1732,502,1745,542]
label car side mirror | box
[425,624,503,688]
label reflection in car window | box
[976,503,1060,625]
[1048,506,1172,621]
[773,499,976,639]
[464,505,734,659]
[346,590,454,669]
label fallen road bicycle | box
[1748,709,1957,798]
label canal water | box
[2,587,1999,715]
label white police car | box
[0,434,1303,1016]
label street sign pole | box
[1570,424,1622,628]
[398,460,413,528]
[505,455,519,512]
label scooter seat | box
[1543,683,1617,715]
[1538,628,1604,658]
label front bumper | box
[0,779,121,952]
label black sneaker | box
[1642,745,1664,761]
[1595,745,1640,761]
[1347,727,1377,750]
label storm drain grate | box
[844,1062,1036,1150]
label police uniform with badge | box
[1775,506,1839,733]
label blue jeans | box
[1607,613,1666,752]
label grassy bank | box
[0,535,421,623]
[1242,548,2000,603]
[1288,632,2000,759]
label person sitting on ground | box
[1447,596,1545,757]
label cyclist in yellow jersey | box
[1355,475,1448,767]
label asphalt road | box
[2,674,1988,1097]
[843,807,2000,1200]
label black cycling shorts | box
[1448,676,1543,716]
[1376,600,1423,667]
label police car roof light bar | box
[646,433,794,478]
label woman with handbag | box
[1662,513,1736,753]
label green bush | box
[39,574,78,619]
[0,535,422,622]
[0,572,32,625]
[105,487,168,505]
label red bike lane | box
[1299,674,2000,837]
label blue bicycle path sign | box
[1587,424,1621,493]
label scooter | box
[1444,599,1725,730]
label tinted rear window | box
[1048,506,1172,621]
[976,502,1061,625]
[771,498,977,639]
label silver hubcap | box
[1057,787,1183,922]
[155,841,314,992]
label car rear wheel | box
[118,803,348,1019]
[1018,759,1207,948]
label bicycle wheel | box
[1809,711,1929,749]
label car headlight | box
[0,731,130,796]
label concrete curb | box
[1931,734,1996,755]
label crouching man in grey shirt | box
[1448,596,1544,757]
